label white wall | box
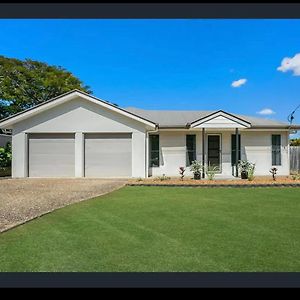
[149,131,202,177]
[242,131,289,176]
[12,97,147,178]
[149,130,290,177]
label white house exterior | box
[0,90,299,179]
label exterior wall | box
[11,97,147,178]
[149,130,202,177]
[0,134,12,147]
[241,131,289,176]
[148,130,290,177]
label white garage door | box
[84,133,132,178]
[28,133,75,177]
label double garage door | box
[28,133,132,178]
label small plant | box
[136,177,143,182]
[247,163,256,181]
[291,174,300,181]
[155,174,171,181]
[205,164,218,180]
[269,167,278,181]
[190,160,203,180]
[179,167,186,181]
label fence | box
[290,146,300,173]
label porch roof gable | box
[189,110,251,128]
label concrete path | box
[0,178,127,232]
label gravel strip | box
[0,178,127,232]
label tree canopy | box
[0,55,92,120]
[290,138,300,146]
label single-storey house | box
[0,90,299,178]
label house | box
[0,90,299,178]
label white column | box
[132,131,146,178]
[12,131,28,178]
[75,132,84,177]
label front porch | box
[148,128,244,179]
[147,111,252,179]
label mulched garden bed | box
[127,176,300,187]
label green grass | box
[1,187,300,272]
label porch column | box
[202,128,205,178]
[235,128,239,177]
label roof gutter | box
[250,125,300,130]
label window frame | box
[149,134,160,168]
[186,134,196,167]
[272,134,281,166]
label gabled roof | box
[190,110,251,128]
[0,91,299,130]
[0,90,157,129]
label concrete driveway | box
[0,178,127,232]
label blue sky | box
[1,19,300,128]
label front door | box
[207,135,221,172]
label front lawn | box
[0,187,299,272]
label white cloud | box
[231,78,247,88]
[257,108,276,115]
[277,53,300,76]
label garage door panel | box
[85,133,132,177]
[29,134,75,177]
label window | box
[231,134,241,166]
[272,134,281,165]
[186,135,196,166]
[149,135,159,167]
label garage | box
[28,133,75,177]
[84,133,132,178]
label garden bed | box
[128,176,300,187]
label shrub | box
[205,164,218,180]
[155,174,171,181]
[179,167,186,181]
[247,163,256,181]
[0,142,12,168]
[291,174,300,180]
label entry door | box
[207,135,221,172]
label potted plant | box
[190,160,203,180]
[238,160,250,179]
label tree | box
[0,142,12,168]
[290,138,300,146]
[0,55,92,119]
